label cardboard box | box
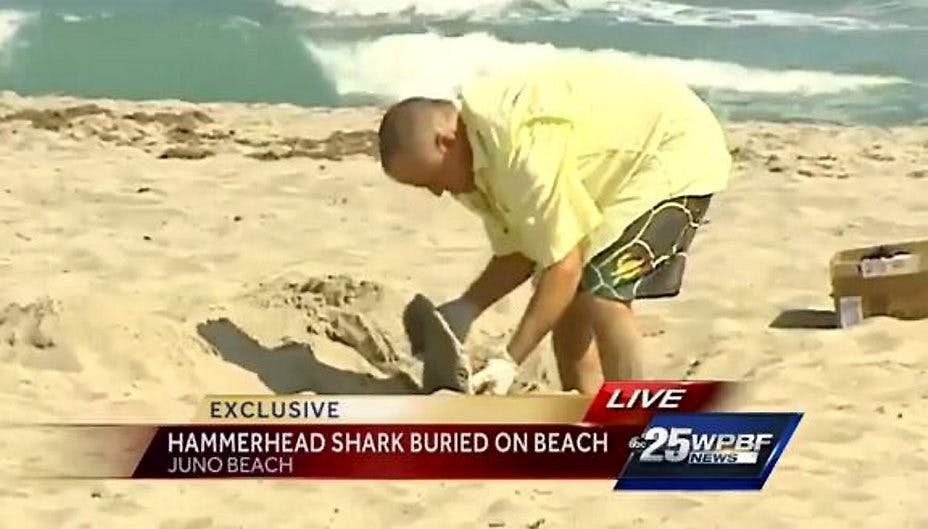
[830,240,928,327]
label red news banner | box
[130,381,732,479]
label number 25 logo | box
[639,427,692,463]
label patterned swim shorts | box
[580,195,712,302]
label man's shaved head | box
[377,97,454,173]
[377,97,475,196]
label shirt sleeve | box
[494,119,603,267]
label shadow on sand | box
[769,309,839,330]
[196,318,420,395]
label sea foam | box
[0,10,30,53]
[303,31,909,102]
[280,0,919,29]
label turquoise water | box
[1,0,926,125]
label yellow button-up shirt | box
[453,57,732,268]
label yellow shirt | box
[453,57,732,268]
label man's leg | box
[589,296,642,380]
[579,195,713,381]
[551,295,602,394]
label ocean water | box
[0,0,926,125]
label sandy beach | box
[1,91,926,528]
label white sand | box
[0,92,926,528]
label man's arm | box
[492,118,602,365]
[434,252,534,344]
[506,244,583,365]
[460,252,535,313]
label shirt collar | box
[462,123,491,200]
[454,96,491,204]
[455,97,489,170]
[467,125,489,174]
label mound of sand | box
[0,101,378,161]
[242,275,412,377]
[226,274,532,395]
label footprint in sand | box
[0,297,81,372]
[861,144,895,162]
[636,313,667,338]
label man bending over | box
[378,57,731,394]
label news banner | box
[29,381,801,490]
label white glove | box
[436,298,480,343]
[470,357,518,395]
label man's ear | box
[436,130,456,154]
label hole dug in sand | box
[282,275,406,371]
[0,297,81,372]
[199,275,420,395]
[200,274,535,395]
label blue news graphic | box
[615,413,802,491]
